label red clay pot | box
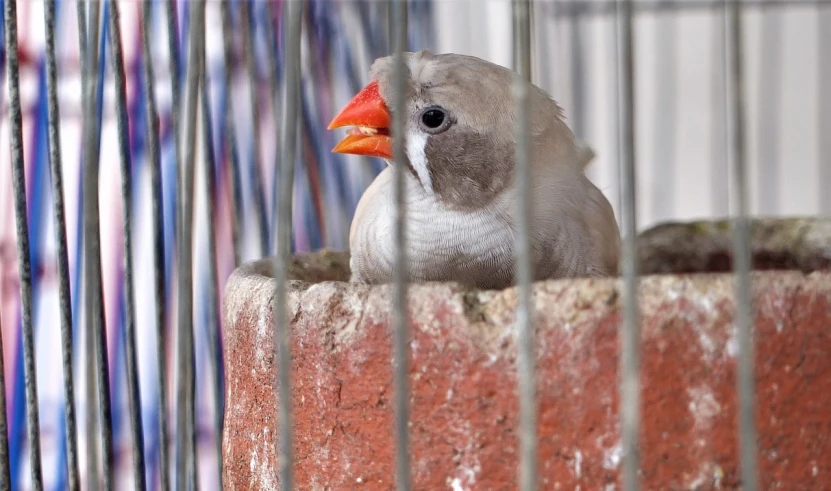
[221,219,831,490]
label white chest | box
[348,163,601,289]
[349,168,520,288]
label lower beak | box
[328,80,393,159]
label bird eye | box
[418,106,450,133]
[421,109,444,128]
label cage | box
[0,0,829,490]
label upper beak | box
[328,80,393,159]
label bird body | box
[329,50,620,290]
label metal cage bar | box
[0,315,9,490]
[86,1,116,487]
[42,0,81,488]
[614,0,641,489]
[219,0,246,268]
[389,1,413,491]
[0,0,807,488]
[76,0,110,486]
[4,0,45,487]
[727,0,759,490]
[139,0,171,488]
[549,0,831,16]
[199,34,225,490]
[265,1,286,246]
[512,1,538,491]
[106,1,148,487]
[239,0,270,258]
[274,2,303,489]
[175,1,206,489]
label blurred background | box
[0,0,827,489]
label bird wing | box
[582,175,622,276]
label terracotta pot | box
[222,218,831,490]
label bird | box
[327,50,620,290]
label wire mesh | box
[139,0,170,488]
[175,1,206,488]
[4,0,44,487]
[106,1,147,486]
[389,2,412,491]
[273,1,302,490]
[614,0,641,488]
[2,0,829,488]
[726,1,759,489]
[42,0,80,487]
[511,1,538,490]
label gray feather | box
[348,50,621,289]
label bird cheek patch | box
[424,130,516,211]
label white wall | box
[430,0,829,231]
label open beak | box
[328,80,393,159]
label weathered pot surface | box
[222,217,831,490]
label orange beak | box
[328,80,393,159]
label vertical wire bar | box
[3,0,45,487]
[75,0,107,486]
[176,0,206,488]
[219,0,244,267]
[85,0,115,486]
[511,2,537,491]
[820,2,831,215]
[512,0,537,491]
[274,1,303,488]
[165,0,182,218]
[726,1,758,489]
[239,0,269,256]
[0,316,9,490]
[140,1,171,488]
[388,1,411,490]
[198,43,224,488]
[106,1,148,488]
[43,0,81,488]
[615,0,641,489]
[264,1,285,233]
[164,0,185,486]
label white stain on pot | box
[698,330,716,360]
[447,464,479,491]
[249,430,278,490]
[602,443,622,470]
[687,385,721,432]
[725,324,739,357]
[440,418,482,491]
[684,462,724,489]
[256,299,272,366]
[249,447,258,475]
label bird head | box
[328,50,577,210]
